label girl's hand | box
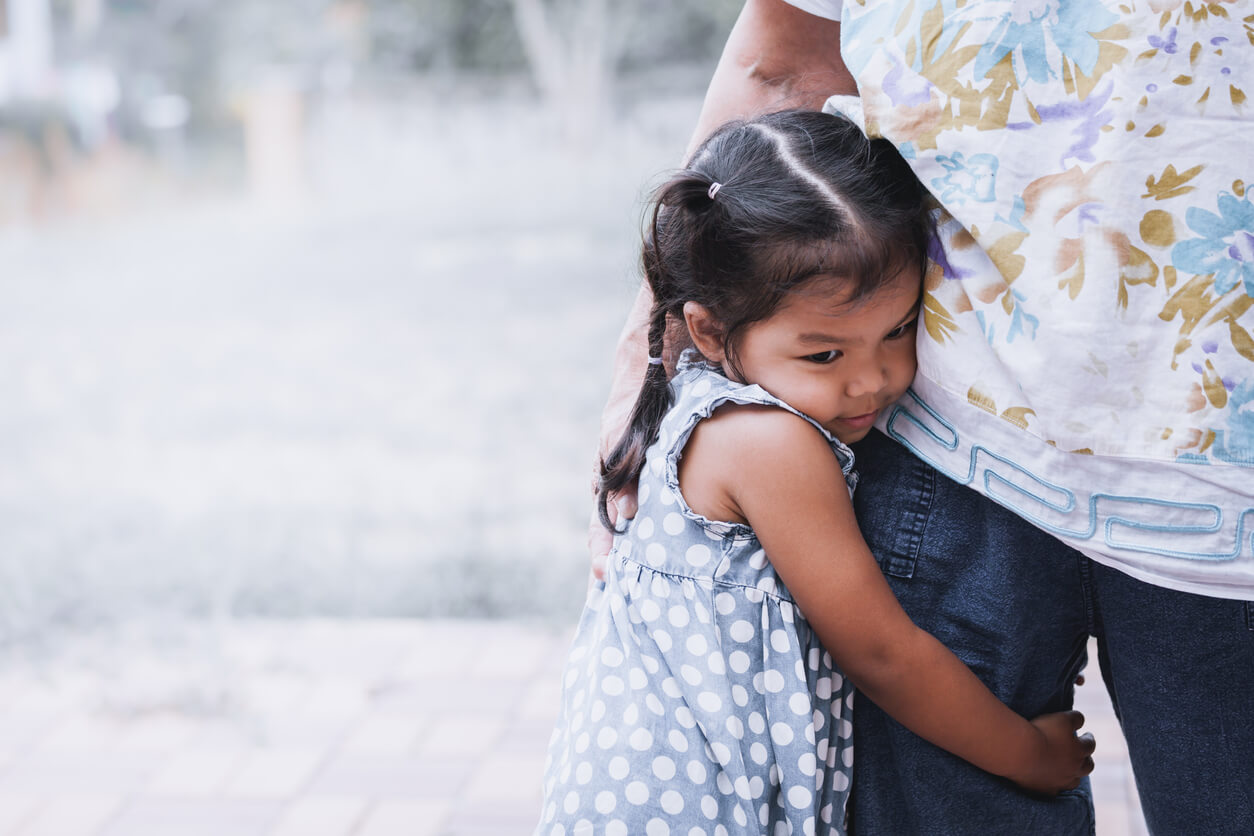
[589,286,652,582]
[1008,710,1096,795]
[587,484,636,581]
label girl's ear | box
[683,301,727,364]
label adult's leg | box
[848,431,1094,835]
[1090,560,1254,835]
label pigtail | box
[596,205,679,533]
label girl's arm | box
[680,405,1096,794]
[589,0,854,569]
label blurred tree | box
[44,0,740,151]
[508,0,612,140]
[364,0,740,139]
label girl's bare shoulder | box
[678,403,841,524]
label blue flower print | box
[974,289,1039,345]
[1171,193,1254,297]
[932,152,999,205]
[884,58,934,107]
[1147,27,1179,56]
[1032,82,1114,169]
[971,1,1120,86]
[1213,380,1254,465]
[1004,288,1039,343]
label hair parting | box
[597,109,932,532]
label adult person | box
[591,0,1254,833]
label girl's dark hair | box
[598,108,932,531]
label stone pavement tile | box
[268,797,367,836]
[368,677,509,715]
[339,714,426,755]
[1121,770,1148,836]
[1095,797,1133,836]
[392,648,474,682]
[461,753,546,805]
[354,800,451,836]
[14,794,122,836]
[221,747,325,799]
[258,622,413,682]
[0,681,77,720]
[0,794,40,835]
[466,629,566,679]
[1091,762,1133,836]
[296,679,370,721]
[416,715,505,758]
[391,621,528,680]
[1,754,156,795]
[518,677,563,723]
[305,754,475,799]
[110,715,201,756]
[143,745,246,797]
[237,672,310,719]
[96,798,283,836]
[242,715,343,752]
[443,800,541,836]
[0,713,65,761]
[34,714,121,755]
[495,719,557,756]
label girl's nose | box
[845,363,888,398]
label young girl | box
[538,108,1094,835]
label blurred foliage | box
[52,0,742,83]
[367,0,525,73]
[34,0,741,147]
[366,0,742,74]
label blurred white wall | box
[0,0,53,102]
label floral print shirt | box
[791,0,1254,598]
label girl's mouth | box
[838,411,878,430]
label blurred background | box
[0,4,1148,834]
[0,0,742,640]
[0,3,744,833]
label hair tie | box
[647,357,664,365]
[707,182,723,200]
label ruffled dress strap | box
[665,349,859,513]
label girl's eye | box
[803,350,842,364]
[886,317,919,340]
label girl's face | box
[716,268,921,444]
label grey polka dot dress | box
[538,351,858,836]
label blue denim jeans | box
[848,430,1254,835]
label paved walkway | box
[0,620,1146,835]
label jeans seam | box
[882,457,934,578]
[1078,556,1097,636]
[1246,601,1254,631]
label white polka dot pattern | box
[538,353,856,835]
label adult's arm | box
[685,0,855,159]
[590,0,856,568]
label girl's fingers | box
[587,483,639,581]
[615,491,638,522]
[587,507,612,581]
